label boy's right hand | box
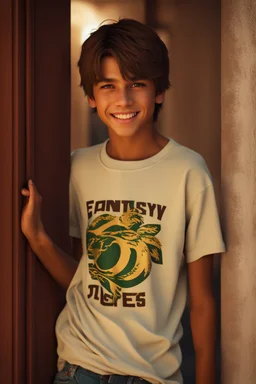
[21,179,46,246]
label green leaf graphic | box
[89,237,115,252]
[146,244,163,264]
[141,235,162,248]
[119,230,139,241]
[119,210,144,228]
[137,224,161,236]
[130,223,141,232]
[87,231,96,243]
[89,214,115,230]
[103,224,126,233]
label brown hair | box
[78,18,171,122]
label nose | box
[115,88,133,107]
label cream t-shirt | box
[55,138,226,384]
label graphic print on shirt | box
[86,203,163,304]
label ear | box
[155,91,165,104]
[87,96,96,108]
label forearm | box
[190,296,217,384]
[29,232,79,290]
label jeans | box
[53,361,151,384]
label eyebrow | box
[97,78,117,83]
[96,76,140,83]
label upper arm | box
[187,254,215,309]
[71,237,83,262]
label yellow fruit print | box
[87,204,163,303]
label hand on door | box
[21,179,46,248]
[20,179,78,288]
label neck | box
[106,130,169,161]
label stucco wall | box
[221,1,256,382]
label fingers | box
[28,179,42,202]
[20,179,42,203]
[21,179,32,196]
[21,188,30,196]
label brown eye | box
[101,84,114,89]
[132,83,146,88]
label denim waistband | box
[63,361,151,384]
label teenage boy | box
[21,18,226,384]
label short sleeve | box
[185,183,226,263]
[69,155,81,239]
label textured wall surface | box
[221,1,256,383]
[157,2,222,208]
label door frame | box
[0,0,71,382]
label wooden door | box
[0,0,71,382]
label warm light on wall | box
[71,1,102,44]
[81,23,99,43]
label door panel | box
[26,0,70,383]
[0,0,26,382]
[0,0,71,382]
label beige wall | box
[157,2,221,205]
[221,0,256,382]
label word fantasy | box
[86,200,167,221]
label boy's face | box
[88,57,165,138]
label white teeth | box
[113,112,137,120]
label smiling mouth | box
[111,112,139,121]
